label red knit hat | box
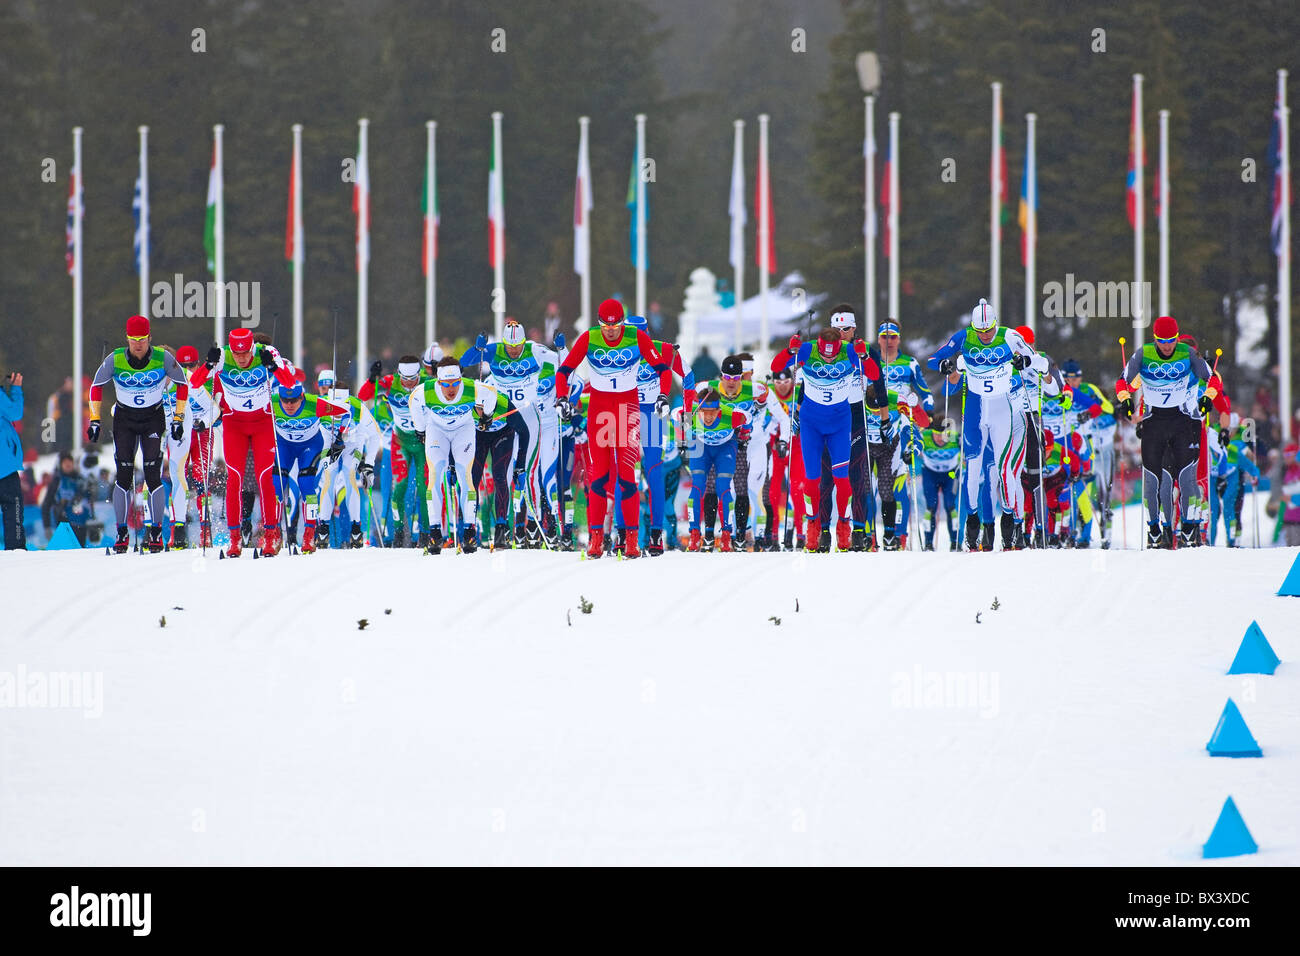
[1152,315,1179,340]
[125,315,150,337]
[597,298,625,325]
[228,328,254,353]
[175,345,199,365]
[1014,325,1035,346]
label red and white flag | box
[754,135,775,273]
[489,121,504,269]
[353,127,369,272]
[65,159,80,275]
[573,122,591,276]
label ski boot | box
[560,527,575,551]
[897,533,908,550]
[260,525,282,557]
[426,527,443,555]
[922,530,936,552]
[349,521,364,549]
[999,513,1016,551]
[796,534,806,552]
[199,521,212,549]
[240,519,254,549]
[514,519,527,549]
[623,528,642,558]
[285,525,299,551]
[525,519,542,549]
[493,524,510,551]
[783,527,795,551]
[461,524,479,554]
[226,533,243,558]
[687,528,703,552]
[541,512,559,550]
[1145,523,1164,549]
[171,522,188,549]
[1178,522,1200,549]
[112,525,131,554]
[834,520,851,552]
[393,525,408,549]
[301,524,317,554]
[316,523,331,549]
[804,521,822,553]
[718,529,734,552]
[415,529,430,550]
[964,514,982,551]
[144,525,165,553]
[647,528,665,557]
[849,528,866,552]
[586,528,605,559]
[882,529,900,551]
[702,529,716,553]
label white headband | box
[741,359,754,373]
[436,364,462,382]
[398,362,420,378]
[830,311,856,329]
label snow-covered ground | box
[2,534,1297,866]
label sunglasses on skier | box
[720,373,742,382]
[127,334,149,343]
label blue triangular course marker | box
[1203,796,1258,859]
[1207,699,1263,757]
[45,523,83,551]
[1228,621,1280,675]
[1279,551,1300,596]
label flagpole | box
[292,123,304,368]
[865,95,876,340]
[72,127,83,457]
[1279,69,1292,441]
[990,82,1002,317]
[1025,113,1037,334]
[636,113,647,318]
[577,116,591,333]
[138,125,149,318]
[357,117,369,387]
[888,112,900,321]
[1158,109,1170,318]
[1133,74,1145,347]
[492,111,505,340]
[214,124,225,346]
[426,120,436,346]
[758,113,770,361]
[731,118,745,354]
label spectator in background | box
[42,451,93,545]
[543,301,562,344]
[1,371,25,549]
[691,346,720,386]
[21,465,38,506]
[649,300,665,336]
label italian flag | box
[204,142,220,273]
[285,139,301,268]
[422,164,438,276]
[488,120,503,269]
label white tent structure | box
[678,271,826,366]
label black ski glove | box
[368,360,383,381]
[85,420,101,443]
[938,357,958,375]
[1011,352,1032,370]
[328,437,345,462]
[206,345,222,367]
[1118,397,1135,419]
[259,348,277,369]
[170,418,185,442]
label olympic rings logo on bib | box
[588,346,637,370]
[1145,361,1187,381]
[279,416,314,434]
[806,360,851,382]
[965,345,1009,365]
[116,369,165,388]
[225,368,266,388]
[495,359,537,378]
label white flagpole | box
[292,123,304,368]
[426,120,437,346]
[1158,109,1170,318]
[990,82,1002,318]
[865,95,876,340]
[357,117,369,387]
[731,118,745,354]
[636,113,647,318]
[888,111,900,321]
[72,127,84,456]
[1133,74,1145,347]
[214,124,225,346]
[1026,113,1037,334]
[138,125,149,318]
[758,113,770,361]
[577,116,592,333]
[492,111,505,340]
[1280,69,1292,441]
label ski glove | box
[553,332,565,351]
[358,461,374,489]
[655,394,670,419]
[476,412,493,432]
[368,360,383,381]
[1197,394,1214,417]
[206,345,223,367]
[788,334,802,351]
[556,398,573,422]
[475,333,488,351]
[415,431,426,444]
[1118,397,1135,419]
[170,417,185,442]
[328,437,345,462]
[938,357,958,375]
[774,439,788,457]
[85,419,101,443]
[259,348,277,369]
[1011,352,1032,370]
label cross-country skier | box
[1114,315,1228,548]
[328,385,384,548]
[270,381,349,553]
[927,299,1037,551]
[914,418,961,550]
[366,357,431,547]
[767,367,803,549]
[188,327,298,556]
[86,315,191,553]
[555,298,670,559]
[877,320,935,416]
[678,387,749,552]
[1060,359,1116,547]
[161,345,217,548]
[771,325,887,552]
[1012,326,1063,548]
[409,356,510,554]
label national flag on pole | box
[1126,86,1143,228]
[573,126,592,276]
[728,131,746,273]
[994,122,1009,225]
[65,161,80,276]
[488,124,504,269]
[754,136,775,273]
[880,139,892,257]
[286,141,301,268]
[422,164,439,275]
[204,143,220,272]
[1269,92,1290,258]
[353,130,370,272]
[864,130,876,240]
[626,143,646,267]
[1018,148,1036,267]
